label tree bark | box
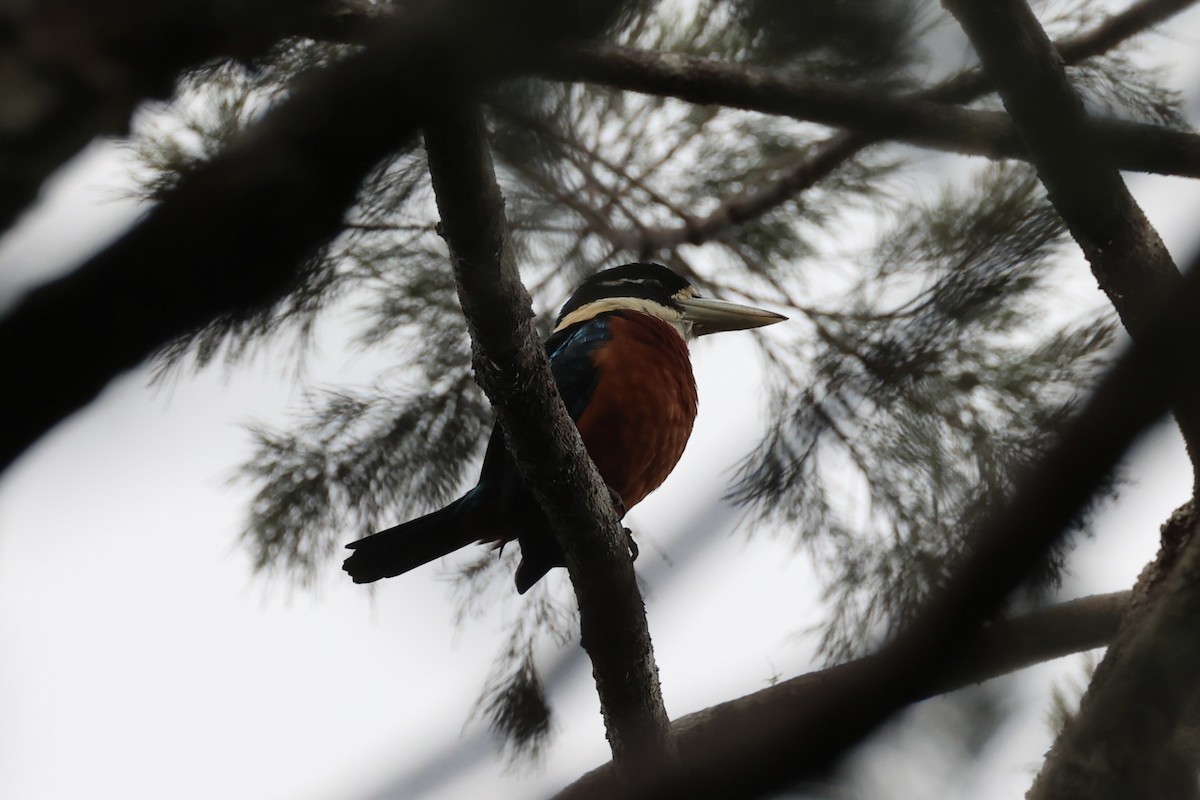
[556,592,1128,800]
[0,0,339,236]
[1028,507,1200,800]
[942,0,1200,481]
[424,103,676,786]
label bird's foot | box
[603,487,637,561]
[624,527,639,562]
[606,485,627,517]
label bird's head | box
[553,263,786,339]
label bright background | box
[4,12,1200,799]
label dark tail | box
[343,494,482,584]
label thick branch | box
[942,0,1200,479]
[423,103,675,785]
[1028,513,1200,800]
[0,0,621,474]
[0,0,343,236]
[931,0,1199,104]
[556,592,1128,800]
[544,44,1200,179]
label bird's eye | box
[643,278,664,292]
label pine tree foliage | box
[1017,1,1188,129]
[1069,51,1186,128]
[731,0,921,84]
[480,646,554,763]
[133,42,391,381]
[239,374,489,583]
[1046,651,1100,734]
[467,580,580,763]
[127,0,1184,760]
[729,163,1118,659]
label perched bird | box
[343,262,785,592]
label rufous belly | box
[575,312,699,511]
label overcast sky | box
[4,11,1200,800]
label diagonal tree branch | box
[944,0,1183,342]
[943,0,1200,479]
[1051,0,1198,61]
[931,0,1199,104]
[948,0,1200,487]
[423,102,675,785]
[940,2,1200,796]
[0,0,624,475]
[632,131,864,256]
[555,591,1129,800]
[1028,506,1200,799]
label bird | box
[343,262,786,593]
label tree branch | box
[555,591,1128,800]
[0,0,346,236]
[1053,0,1199,62]
[633,131,864,256]
[938,11,1200,800]
[599,0,1199,257]
[0,0,624,474]
[930,0,1199,104]
[1028,511,1200,800]
[285,0,1195,260]
[543,44,1200,178]
[943,0,1200,475]
[423,103,675,784]
[943,0,1182,339]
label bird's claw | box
[606,485,627,517]
[603,486,637,561]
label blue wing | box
[477,316,611,482]
[546,316,610,420]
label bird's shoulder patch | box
[478,317,612,484]
[546,315,613,420]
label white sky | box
[4,10,1200,799]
